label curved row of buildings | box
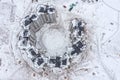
[17,4,86,69]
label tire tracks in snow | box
[96,35,117,80]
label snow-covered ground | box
[41,28,70,57]
[0,0,120,80]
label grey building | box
[36,4,47,24]
[46,5,56,23]
[29,13,43,32]
[36,4,56,24]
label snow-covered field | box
[0,0,120,80]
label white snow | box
[103,0,120,11]
[42,28,69,57]
[0,0,120,80]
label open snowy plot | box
[0,0,120,80]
